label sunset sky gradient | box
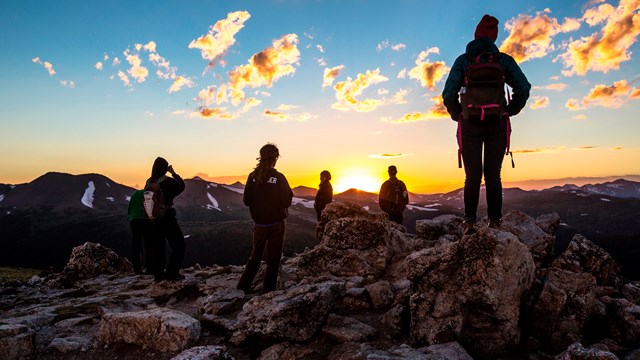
[1,0,639,193]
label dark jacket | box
[442,37,531,121]
[158,174,185,207]
[379,177,409,213]
[243,168,293,225]
[314,181,333,212]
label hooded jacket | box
[243,167,293,225]
[442,37,531,121]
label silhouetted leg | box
[149,222,166,281]
[237,226,269,292]
[461,121,483,222]
[389,212,403,225]
[130,219,144,274]
[484,119,507,220]
[142,220,154,273]
[164,210,185,277]
[263,223,285,293]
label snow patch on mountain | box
[292,197,314,209]
[207,183,218,189]
[407,204,439,212]
[600,198,611,202]
[207,193,221,211]
[0,195,4,202]
[106,182,111,188]
[81,181,95,208]
[106,197,114,202]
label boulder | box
[365,280,394,310]
[407,228,535,359]
[258,342,320,360]
[63,242,133,278]
[622,282,640,305]
[321,314,377,342]
[230,281,345,344]
[501,210,555,266]
[415,214,463,241]
[48,336,90,353]
[171,345,234,360]
[197,288,245,316]
[525,268,597,352]
[554,342,618,360]
[535,212,561,236]
[552,234,623,288]
[420,341,474,360]
[0,324,34,360]
[604,297,640,347]
[316,201,385,240]
[97,308,200,352]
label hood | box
[465,37,500,57]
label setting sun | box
[333,171,383,194]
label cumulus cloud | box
[568,80,640,109]
[500,9,581,63]
[560,0,640,76]
[323,65,345,88]
[530,96,550,109]
[408,47,449,90]
[397,68,407,79]
[117,70,131,87]
[263,104,315,122]
[331,68,389,112]
[149,52,177,80]
[124,49,148,83]
[95,62,103,70]
[198,106,235,120]
[112,57,121,66]
[541,83,567,91]
[169,76,195,93]
[382,96,448,123]
[59,80,75,88]
[32,57,56,76]
[189,11,251,67]
[376,40,406,52]
[369,153,413,159]
[315,57,327,67]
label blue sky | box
[1,0,639,193]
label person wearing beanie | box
[441,14,531,235]
[378,165,409,225]
[237,143,293,294]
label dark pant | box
[130,219,152,273]
[150,208,185,278]
[387,211,404,225]
[460,116,507,222]
[237,222,286,293]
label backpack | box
[388,180,408,212]
[460,52,505,121]
[142,177,166,219]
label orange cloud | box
[189,11,251,67]
[540,83,567,91]
[566,80,640,109]
[383,96,448,123]
[530,96,550,109]
[612,146,623,150]
[369,153,413,159]
[512,146,568,154]
[263,104,314,122]
[331,68,389,112]
[32,57,56,76]
[408,47,449,90]
[500,9,581,63]
[323,65,345,88]
[199,106,235,120]
[560,0,640,76]
[169,76,195,93]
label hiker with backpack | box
[237,143,293,294]
[314,170,333,221]
[127,189,154,275]
[379,165,409,225]
[442,14,530,235]
[145,157,186,282]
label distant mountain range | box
[1,172,639,278]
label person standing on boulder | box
[127,189,153,275]
[379,165,409,225]
[314,170,333,221]
[146,157,186,282]
[237,143,293,294]
[442,14,530,235]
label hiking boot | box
[462,220,476,236]
[488,218,502,229]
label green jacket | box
[127,190,146,221]
[442,37,531,121]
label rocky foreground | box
[1,202,639,360]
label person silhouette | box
[314,170,333,221]
[378,165,409,225]
[237,143,293,294]
[442,14,530,235]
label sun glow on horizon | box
[333,171,383,194]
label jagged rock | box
[0,324,35,360]
[501,210,555,266]
[622,282,640,305]
[316,201,385,240]
[342,287,370,311]
[365,280,394,309]
[604,297,640,347]
[415,214,463,241]
[64,242,133,277]
[554,342,618,359]
[552,234,623,288]
[321,314,377,342]
[407,228,535,359]
[197,288,245,316]
[230,281,345,344]
[171,345,234,360]
[536,212,561,236]
[97,308,200,352]
[379,304,407,337]
[328,343,431,359]
[48,336,90,352]
[420,341,474,360]
[525,268,597,352]
[258,342,320,360]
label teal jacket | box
[442,37,531,121]
[127,190,146,221]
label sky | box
[1,0,639,194]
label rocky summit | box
[1,202,639,360]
